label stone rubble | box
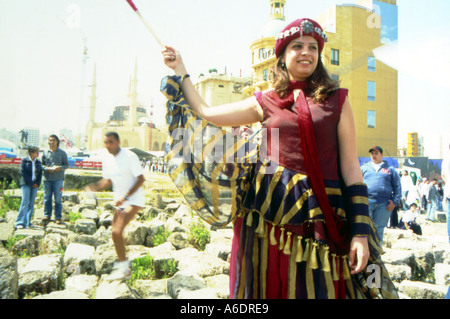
[0,190,449,299]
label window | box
[263,69,269,81]
[331,74,339,82]
[259,48,266,59]
[368,81,376,101]
[275,2,280,13]
[331,49,339,65]
[368,56,376,72]
[367,110,376,128]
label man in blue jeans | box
[426,179,439,221]
[41,135,69,225]
[361,146,401,245]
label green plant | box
[56,256,67,290]
[69,212,83,223]
[0,194,22,218]
[159,259,178,278]
[188,220,210,251]
[153,228,171,247]
[5,235,27,251]
[129,254,155,283]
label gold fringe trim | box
[288,235,298,299]
[305,257,315,299]
[260,225,269,299]
[246,211,253,227]
[342,255,351,280]
[283,231,292,255]
[302,238,311,262]
[322,246,331,272]
[295,236,303,262]
[318,245,336,299]
[279,228,285,251]
[270,224,277,246]
[308,242,319,270]
[255,214,266,238]
[332,254,339,281]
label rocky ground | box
[0,172,449,299]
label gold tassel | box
[308,242,319,270]
[332,254,339,281]
[322,246,331,272]
[279,228,285,251]
[302,238,311,262]
[270,224,277,246]
[255,214,265,237]
[283,231,292,255]
[246,212,253,227]
[342,255,351,280]
[295,236,303,262]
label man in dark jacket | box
[41,135,69,224]
[361,146,401,245]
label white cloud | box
[374,36,450,89]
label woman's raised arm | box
[162,46,263,127]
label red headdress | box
[275,18,328,58]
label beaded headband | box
[275,19,328,58]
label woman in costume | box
[161,18,398,299]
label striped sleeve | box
[344,182,371,237]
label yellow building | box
[248,0,286,94]
[85,60,167,153]
[407,132,419,157]
[317,0,399,157]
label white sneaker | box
[105,261,131,281]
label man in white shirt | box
[401,170,414,209]
[399,203,422,235]
[85,132,145,280]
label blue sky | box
[0,0,449,148]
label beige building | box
[85,60,167,153]
[194,72,251,107]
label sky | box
[0,0,449,149]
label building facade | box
[317,0,398,157]
[248,0,286,94]
[407,132,419,157]
[194,72,251,107]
